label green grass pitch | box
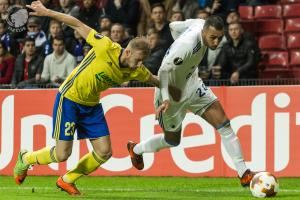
[1,176,300,199]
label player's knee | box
[164,136,181,147]
[56,151,72,162]
[94,148,112,161]
[164,130,181,147]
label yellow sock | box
[24,146,57,165]
[63,151,106,183]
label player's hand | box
[26,1,48,16]
[168,85,181,102]
[230,71,239,84]
[155,100,170,119]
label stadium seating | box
[280,0,300,4]
[238,2,300,79]
[239,6,254,20]
[290,50,300,66]
[285,18,300,33]
[259,35,286,50]
[283,4,300,18]
[255,19,284,34]
[259,69,293,78]
[254,5,282,19]
[287,33,300,49]
[261,51,289,68]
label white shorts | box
[154,79,217,132]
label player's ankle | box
[22,153,29,165]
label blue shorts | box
[52,93,109,141]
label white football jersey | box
[158,19,207,101]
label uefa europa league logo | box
[6,5,28,33]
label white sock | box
[218,124,248,177]
[133,134,172,155]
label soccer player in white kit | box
[127,16,254,187]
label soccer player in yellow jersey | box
[13,1,159,195]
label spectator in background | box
[143,29,165,75]
[43,19,63,56]
[41,35,76,87]
[78,0,102,30]
[110,23,130,48]
[58,0,79,18]
[10,0,24,6]
[195,9,210,20]
[82,44,91,57]
[169,10,185,22]
[105,0,140,36]
[0,41,15,85]
[11,37,44,88]
[149,3,173,51]
[224,9,261,62]
[98,14,112,31]
[95,0,108,10]
[57,0,80,39]
[65,29,86,63]
[218,22,259,84]
[39,0,56,33]
[99,27,110,37]
[198,36,226,80]
[226,9,240,24]
[165,0,199,20]
[204,0,240,20]
[0,0,9,21]
[0,20,19,57]
[26,16,47,52]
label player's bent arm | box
[170,19,204,40]
[26,1,91,39]
[159,69,170,101]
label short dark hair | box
[227,9,240,17]
[170,10,185,20]
[23,37,35,45]
[151,3,165,12]
[203,15,224,31]
[228,22,242,28]
[52,35,64,43]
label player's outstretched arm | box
[26,1,91,39]
[146,74,159,87]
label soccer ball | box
[250,172,279,198]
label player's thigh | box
[77,103,110,140]
[90,135,112,160]
[52,93,78,141]
[188,82,228,128]
[156,100,186,133]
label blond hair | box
[127,37,151,56]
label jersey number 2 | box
[65,122,75,136]
[196,83,208,97]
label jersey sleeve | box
[169,19,204,40]
[86,29,112,50]
[131,65,151,82]
[160,41,191,72]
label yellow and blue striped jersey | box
[59,29,151,106]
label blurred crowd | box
[0,0,278,89]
